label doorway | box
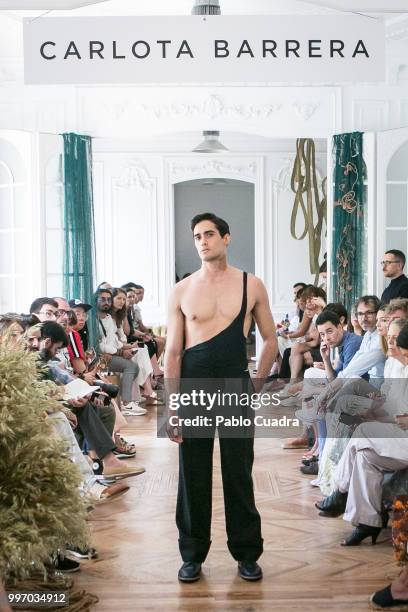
[173,178,255,280]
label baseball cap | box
[69,299,92,312]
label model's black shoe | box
[370,584,408,609]
[315,489,348,516]
[238,561,263,581]
[341,523,381,546]
[178,562,202,582]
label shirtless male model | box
[164,212,277,583]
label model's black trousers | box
[176,434,263,563]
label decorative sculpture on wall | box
[290,138,327,284]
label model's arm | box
[164,286,185,443]
[164,286,185,380]
[252,278,278,383]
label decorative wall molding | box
[169,158,258,182]
[114,161,155,191]
[140,94,282,120]
[292,102,319,121]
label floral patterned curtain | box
[332,132,367,312]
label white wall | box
[1,12,408,318]
[174,180,255,279]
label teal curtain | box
[62,132,98,348]
[331,132,367,312]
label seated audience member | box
[295,309,363,475]
[95,288,142,414]
[133,284,166,358]
[48,303,135,458]
[111,288,156,405]
[312,317,407,494]
[276,287,307,359]
[123,284,163,377]
[282,295,384,451]
[286,285,327,382]
[29,297,58,322]
[349,305,364,336]
[381,250,408,303]
[28,320,144,479]
[315,321,408,547]
[386,297,408,323]
[311,309,363,382]
[69,298,92,352]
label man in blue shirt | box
[316,310,363,380]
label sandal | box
[114,433,136,454]
[88,481,130,504]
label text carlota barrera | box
[39,38,371,61]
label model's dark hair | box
[397,323,408,349]
[40,321,68,347]
[385,249,406,268]
[191,212,230,237]
[293,282,307,289]
[316,310,341,328]
[324,302,348,324]
[29,297,58,314]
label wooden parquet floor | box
[73,407,396,611]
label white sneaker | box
[121,402,147,416]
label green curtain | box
[62,132,98,348]
[331,132,367,312]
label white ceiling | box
[0,0,109,8]
[1,0,407,25]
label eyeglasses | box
[381,260,400,266]
[98,297,112,303]
[356,311,377,317]
[55,309,72,316]
[38,309,56,319]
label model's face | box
[193,220,230,262]
[387,323,402,358]
[113,292,126,311]
[356,302,377,332]
[318,321,343,348]
[376,310,390,337]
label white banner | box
[23,15,385,85]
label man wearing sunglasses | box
[380,250,408,304]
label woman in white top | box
[111,288,156,402]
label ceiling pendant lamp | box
[191,0,221,15]
[192,130,228,153]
